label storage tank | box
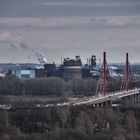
[63,56,82,81]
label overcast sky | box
[0,0,140,63]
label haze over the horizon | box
[0,0,140,63]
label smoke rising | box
[36,52,47,64]
[20,42,29,49]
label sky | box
[0,0,140,63]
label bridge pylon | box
[120,53,133,91]
[96,52,111,96]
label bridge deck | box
[71,88,140,106]
[0,89,140,110]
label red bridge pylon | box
[96,52,111,96]
[120,53,134,91]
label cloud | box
[0,16,140,30]
[40,1,140,7]
[0,32,11,42]
[20,42,29,49]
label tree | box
[71,78,97,96]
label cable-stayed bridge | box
[1,52,140,110]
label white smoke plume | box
[36,52,47,64]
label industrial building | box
[9,55,98,80]
[12,69,35,78]
[62,56,82,81]
[35,69,47,78]
[44,63,57,77]
[82,55,99,78]
[7,54,121,80]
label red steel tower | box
[96,52,111,96]
[120,53,133,91]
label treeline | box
[0,75,122,96]
[0,76,64,96]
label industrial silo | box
[63,56,82,81]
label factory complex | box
[0,55,120,81]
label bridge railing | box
[96,88,140,98]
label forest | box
[0,75,122,97]
[0,105,140,140]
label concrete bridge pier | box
[103,102,106,106]
[94,101,112,107]
[134,94,139,102]
[135,94,137,102]
[106,101,112,106]
[138,93,140,101]
[132,95,135,103]
[94,104,99,107]
[133,94,138,102]
[134,94,136,102]
[99,103,103,107]
[136,94,139,102]
[100,101,112,107]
